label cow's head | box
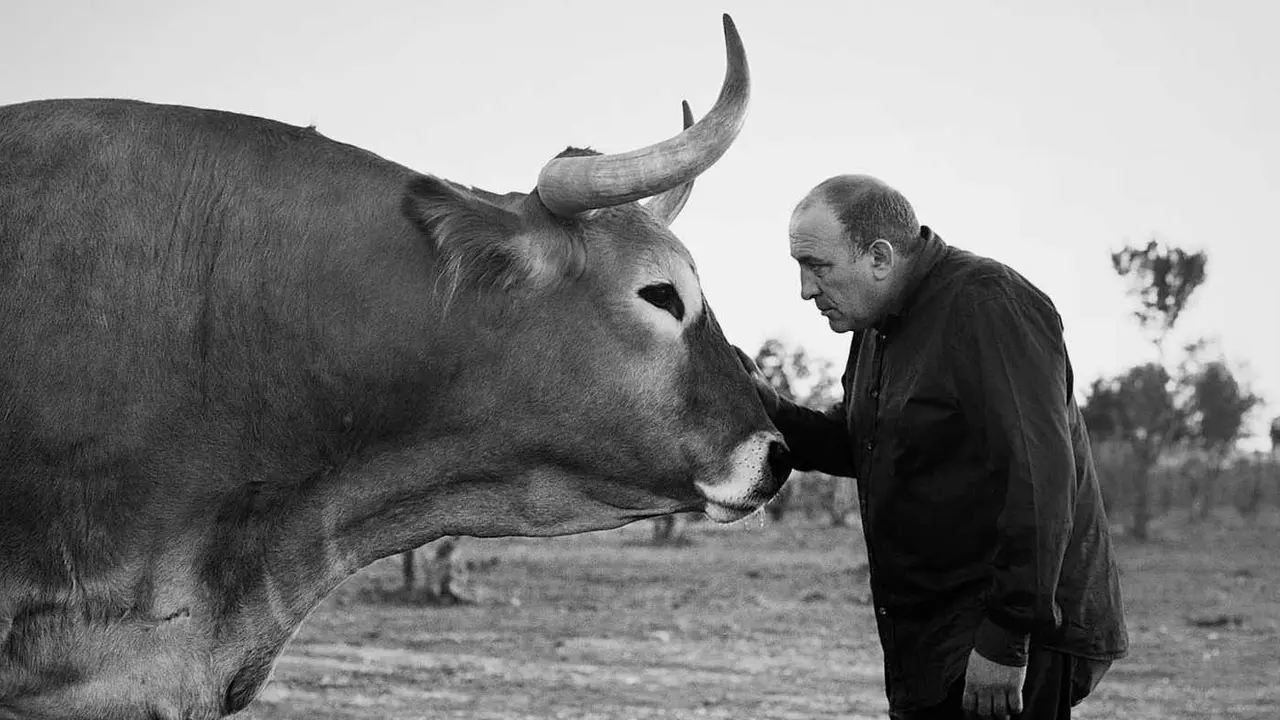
[399,16,789,534]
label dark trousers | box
[889,648,1110,720]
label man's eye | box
[638,282,685,321]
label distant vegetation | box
[1080,238,1268,540]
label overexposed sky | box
[3,0,1276,446]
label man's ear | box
[868,238,897,280]
[402,175,581,303]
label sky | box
[3,0,1276,448]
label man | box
[744,175,1127,719]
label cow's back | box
[2,97,418,479]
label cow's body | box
[0,17,782,719]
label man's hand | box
[962,649,1026,719]
[733,346,780,417]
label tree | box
[752,338,843,412]
[1082,363,1191,539]
[1271,416,1280,454]
[752,338,841,408]
[1081,378,1126,441]
[1099,239,1207,540]
[1186,360,1261,519]
[1111,239,1207,359]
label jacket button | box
[870,389,880,399]
[865,441,874,452]
[877,607,889,617]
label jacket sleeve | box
[770,397,856,478]
[954,290,1076,667]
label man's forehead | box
[789,200,843,250]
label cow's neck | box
[198,430,612,714]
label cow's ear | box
[403,175,576,300]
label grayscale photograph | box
[1,1,1276,718]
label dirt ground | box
[237,510,1280,720]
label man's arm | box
[734,347,856,478]
[771,396,856,478]
[954,289,1076,667]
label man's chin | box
[826,316,858,333]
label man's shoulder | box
[937,247,1057,312]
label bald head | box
[795,174,921,256]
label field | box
[239,510,1280,720]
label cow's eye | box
[638,282,685,321]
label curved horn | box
[642,100,698,227]
[536,14,750,217]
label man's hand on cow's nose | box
[962,649,1026,719]
[732,346,781,418]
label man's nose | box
[799,270,819,300]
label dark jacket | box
[773,228,1128,711]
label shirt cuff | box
[974,619,1030,667]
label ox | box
[0,15,787,719]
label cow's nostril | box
[766,440,792,483]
